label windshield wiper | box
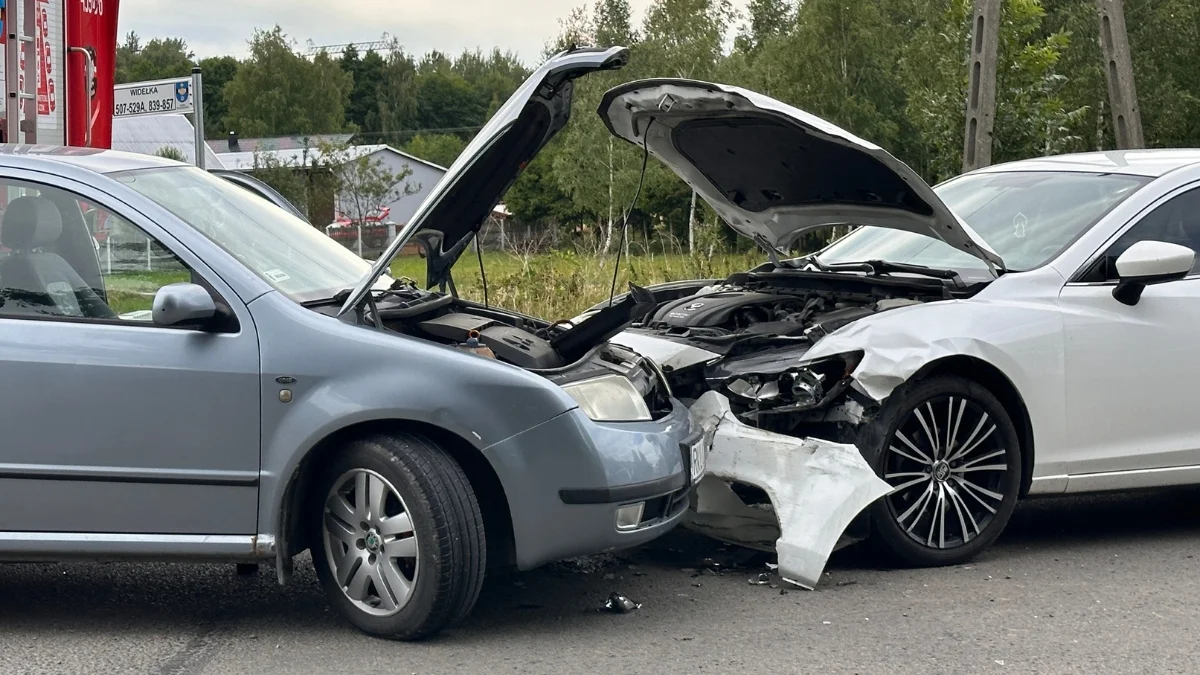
[306,277,421,309]
[807,258,962,281]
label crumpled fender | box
[688,391,892,589]
[802,296,1064,405]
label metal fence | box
[98,233,188,274]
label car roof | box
[971,149,1200,178]
[0,144,178,175]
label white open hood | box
[598,79,1004,270]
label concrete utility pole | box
[962,0,1001,172]
[1096,0,1144,149]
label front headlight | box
[561,374,652,422]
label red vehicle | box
[326,206,393,249]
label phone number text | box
[114,98,178,117]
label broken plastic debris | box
[686,392,892,589]
[603,592,641,613]
[749,573,770,585]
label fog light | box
[615,502,645,531]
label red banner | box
[65,0,117,148]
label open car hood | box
[337,46,630,317]
[598,79,1004,270]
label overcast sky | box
[119,0,750,65]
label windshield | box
[112,166,392,303]
[817,171,1151,274]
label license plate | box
[689,437,707,483]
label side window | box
[0,179,192,322]
[1079,187,1200,282]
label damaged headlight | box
[724,351,863,410]
[561,374,653,422]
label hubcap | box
[882,396,1010,549]
[322,469,419,616]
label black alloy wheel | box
[859,375,1022,567]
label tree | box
[197,55,240,139]
[376,44,419,145]
[115,33,194,83]
[733,0,791,55]
[412,67,486,132]
[504,154,585,228]
[341,45,387,134]
[453,48,529,119]
[154,145,186,161]
[222,27,352,137]
[317,142,419,227]
[638,0,735,252]
[404,133,467,168]
[1124,0,1200,148]
[594,0,636,47]
[250,149,316,220]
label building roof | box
[214,143,448,173]
[112,114,225,168]
[205,133,354,155]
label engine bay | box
[634,268,959,354]
[608,267,981,434]
[317,279,673,416]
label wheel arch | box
[910,355,1035,498]
[276,418,515,579]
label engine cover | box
[418,312,565,369]
[648,291,782,328]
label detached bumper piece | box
[686,391,892,589]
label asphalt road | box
[3,488,1200,675]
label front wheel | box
[858,375,1022,567]
[311,433,486,640]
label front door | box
[1059,184,1200,477]
[0,175,260,535]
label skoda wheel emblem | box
[364,531,381,552]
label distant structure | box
[964,0,1143,172]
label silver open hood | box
[337,46,630,317]
[598,79,1004,270]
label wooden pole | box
[963,0,1002,172]
[1097,0,1145,149]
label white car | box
[578,79,1200,585]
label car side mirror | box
[152,282,218,329]
[1112,240,1195,306]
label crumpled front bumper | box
[684,391,892,589]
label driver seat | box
[0,196,115,318]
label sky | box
[119,0,751,66]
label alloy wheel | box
[881,395,1011,550]
[322,469,419,616]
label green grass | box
[96,251,769,321]
[104,270,190,314]
[390,250,765,320]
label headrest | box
[1,196,63,250]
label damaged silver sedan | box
[577,78,1200,587]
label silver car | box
[0,47,698,640]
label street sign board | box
[113,77,193,118]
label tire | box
[856,375,1022,567]
[311,433,486,640]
